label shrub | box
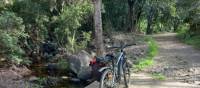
[54,1,92,53]
[0,11,28,65]
[147,38,158,57]
[183,35,200,49]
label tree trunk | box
[173,19,180,32]
[128,0,135,32]
[146,7,153,35]
[93,0,104,56]
[146,20,153,34]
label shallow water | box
[31,65,85,88]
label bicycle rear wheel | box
[100,69,119,88]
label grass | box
[177,26,200,49]
[151,73,166,80]
[134,37,158,71]
[182,35,200,49]
[176,24,200,49]
[134,58,154,71]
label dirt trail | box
[129,33,200,88]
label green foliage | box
[177,24,190,38]
[37,77,47,87]
[151,73,166,80]
[134,37,158,71]
[145,0,177,33]
[177,23,200,49]
[0,0,93,66]
[146,37,158,57]
[102,0,128,31]
[12,0,50,42]
[176,0,200,34]
[184,36,200,49]
[54,1,92,53]
[0,11,28,64]
[57,59,69,70]
[138,19,147,33]
[0,11,25,30]
[102,0,199,42]
[178,26,200,49]
[135,58,154,71]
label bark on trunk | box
[93,0,104,56]
[128,0,134,32]
[146,7,153,35]
[146,19,153,35]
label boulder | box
[0,68,37,88]
[29,76,39,83]
[9,65,32,77]
[68,50,93,80]
[77,66,92,80]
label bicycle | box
[98,43,134,88]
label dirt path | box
[129,33,200,88]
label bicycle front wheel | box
[123,62,130,88]
[100,69,119,88]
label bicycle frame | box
[99,49,126,87]
[99,43,134,88]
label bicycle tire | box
[100,69,119,88]
[123,61,130,88]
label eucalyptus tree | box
[93,0,104,56]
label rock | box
[0,69,36,88]
[9,65,32,77]
[29,76,39,83]
[104,38,111,43]
[194,81,200,85]
[188,68,195,72]
[77,67,92,80]
[175,56,179,58]
[127,59,133,68]
[0,58,6,61]
[0,70,22,80]
[185,80,195,84]
[68,50,93,80]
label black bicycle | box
[99,43,133,88]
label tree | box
[143,0,177,34]
[102,0,128,31]
[146,6,154,34]
[93,0,104,56]
[176,0,200,35]
[128,0,146,32]
[9,0,93,64]
[127,0,135,32]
